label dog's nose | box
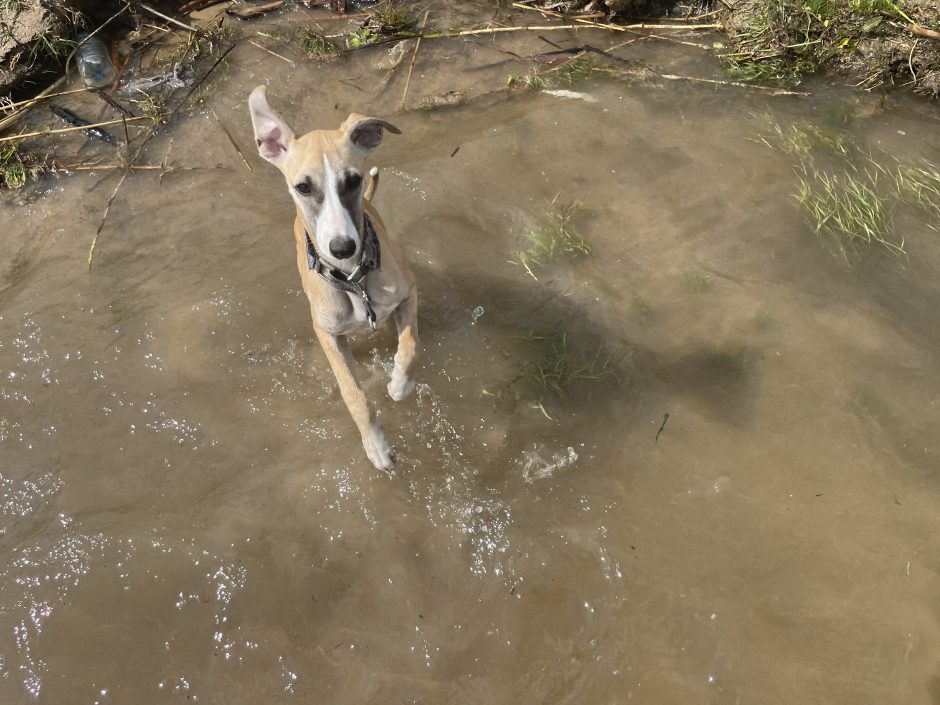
[328,237,356,259]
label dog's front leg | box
[388,286,419,401]
[313,325,395,471]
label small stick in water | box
[655,413,669,443]
[401,9,431,110]
[212,109,253,172]
[0,116,146,143]
[88,170,130,269]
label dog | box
[248,85,418,472]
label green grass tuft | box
[0,145,43,190]
[754,309,776,331]
[682,269,711,292]
[372,2,418,34]
[633,296,653,323]
[508,56,598,92]
[299,28,337,57]
[515,199,590,280]
[551,57,597,86]
[795,164,904,263]
[510,327,626,397]
[895,160,940,228]
[755,117,857,161]
[702,349,750,380]
[726,57,799,86]
[347,26,379,49]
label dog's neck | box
[303,208,380,283]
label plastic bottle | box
[75,33,116,89]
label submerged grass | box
[755,117,856,161]
[508,56,597,92]
[260,27,338,57]
[551,56,598,86]
[0,145,44,190]
[299,28,338,57]
[1,146,29,189]
[756,116,937,264]
[895,161,940,227]
[483,323,632,419]
[701,348,750,380]
[726,57,795,85]
[795,164,904,263]
[515,199,591,280]
[633,296,654,323]
[510,327,627,397]
[507,70,545,90]
[682,268,711,292]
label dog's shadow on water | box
[378,265,762,475]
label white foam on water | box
[404,383,514,577]
[519,444,579,483]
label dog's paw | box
[387,369,415,402]
[362,427,395,472]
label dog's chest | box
[315,282,401,335]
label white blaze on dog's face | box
[247,85,400,268]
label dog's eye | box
[295,182,311,195]
[343,172,362,192]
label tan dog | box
[248,86,418,471]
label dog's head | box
[248,85,400,268]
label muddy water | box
[2,8,940,704]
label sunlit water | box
[2,5,940,703]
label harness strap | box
[304,214,381,331]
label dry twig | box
[422,22,719,40]
[212,109,253,172]
[227,1,284,19]
[1,87,93,114]
[0,117,148,144]
[247,39,296,65]
[139,3,201,33]
[401,9,431,110]
[910,24,940,41]
[87,171,130,269]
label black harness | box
[304,214,382,331]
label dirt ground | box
[3,1,940,100]
[546,0,940,96]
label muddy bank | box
[718,0,940,98]
[0,0,75,98]
[0,0,168,98]
[2,0,939,196]
[542,0,940,96]
[5,0,940,104]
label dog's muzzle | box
[329,237,357,259]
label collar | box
[304,213,382,331]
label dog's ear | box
[248,86,295,166]
[343,113,401,151]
